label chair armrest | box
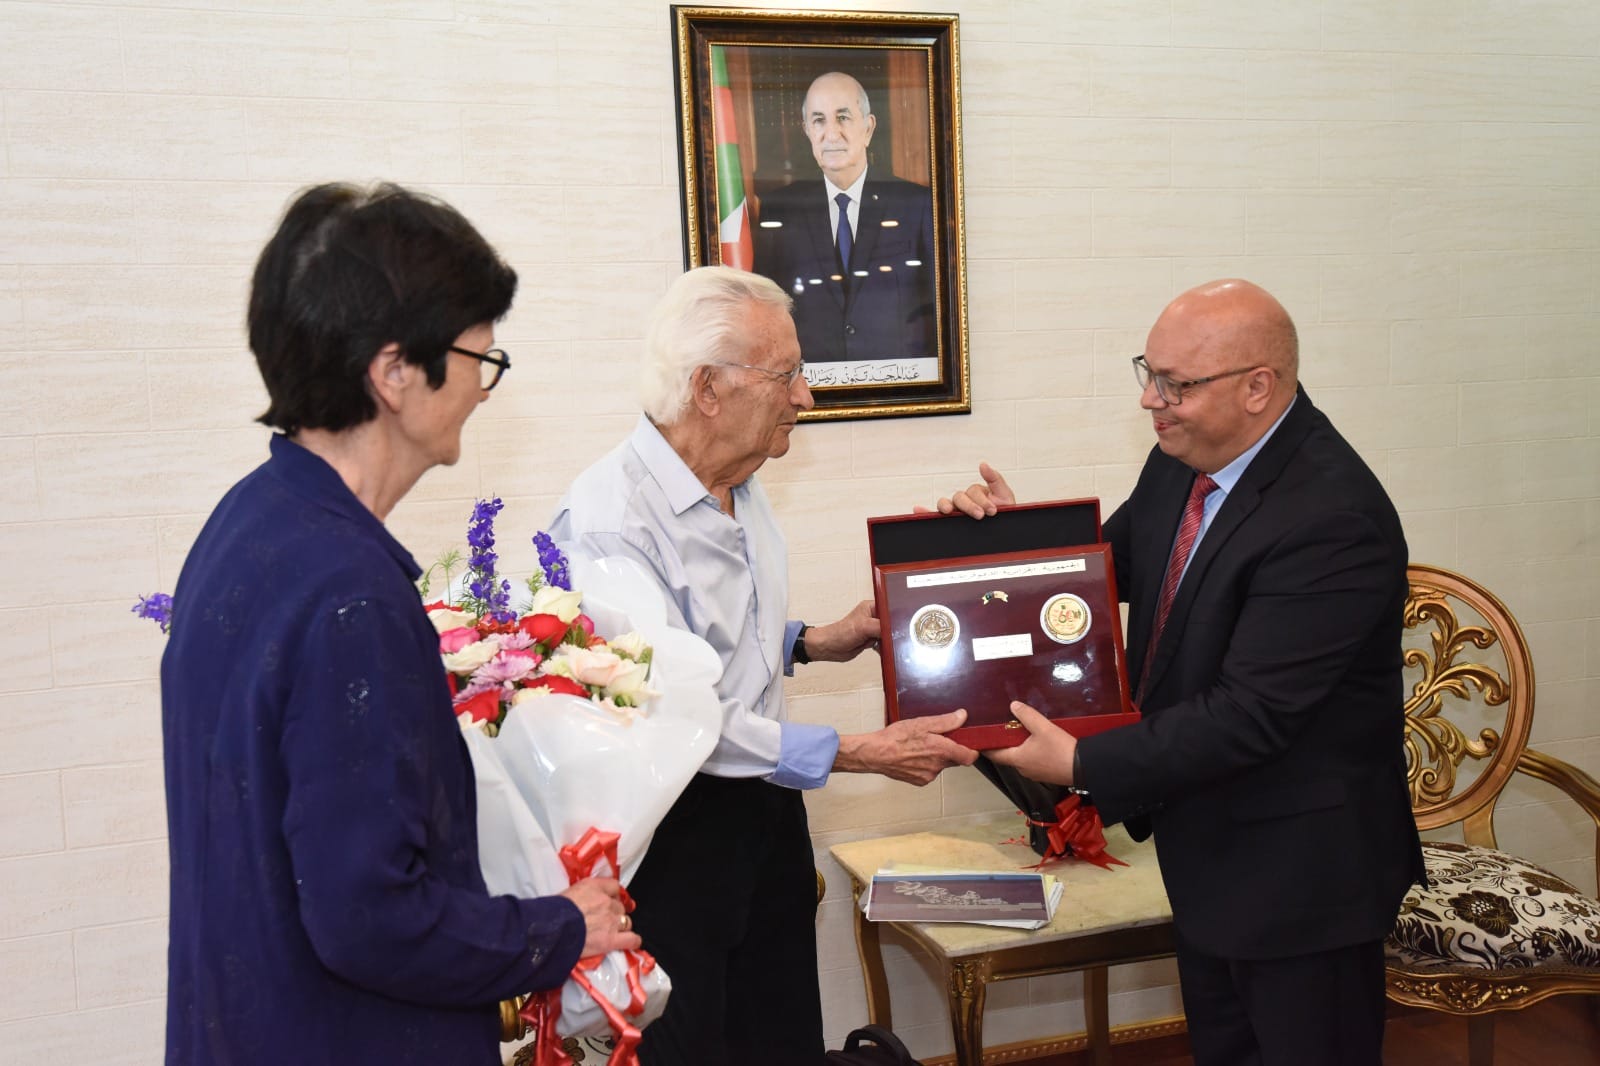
[1517,747,1600,892]
[1517,747,1600,824]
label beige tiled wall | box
[1,0,1596,1061]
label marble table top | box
[830,814,1172,958]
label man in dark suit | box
[940,280,1425,1065]
[753,71,937,364]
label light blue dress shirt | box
[1178,396,1299,587]
[548,417,840,790]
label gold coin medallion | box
[909,603,959,649]
[1040,593,1092,645]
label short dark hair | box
[248,182,517,434]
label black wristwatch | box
[792,623,811,665]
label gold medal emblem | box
[909,604,959,649]
[1040,593,1091,645]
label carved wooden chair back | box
[1401,563,1535,842]
[1388,564,1600,1066]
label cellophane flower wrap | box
[422,501,723,1064]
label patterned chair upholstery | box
[1385,564,1600,1065]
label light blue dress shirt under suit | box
[548,417,840,790]
[1177,396,1297,587]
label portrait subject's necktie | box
[1138,472,1219,700]
[834,192,853,271]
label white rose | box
[549,645,626,687]
[442,636,500,674]
[551,646,657,703]
[607,631,650,660]
[529,585,584,624]
[428,607,478,633]
[603,660,654,702]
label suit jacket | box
[753,173,936,363]
[1078,390,1425,961]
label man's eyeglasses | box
[1132,355,1263,406]
[450,345,512,391]
[713,359,808,387]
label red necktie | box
[1138,472,1218,699]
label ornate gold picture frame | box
[672,6,970,422]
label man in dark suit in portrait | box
[753,71,937,365]
[939,280,1425,1066]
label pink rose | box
[439,626,481,654]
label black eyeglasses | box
[1132,355,1263,406]
[450,345,512,391]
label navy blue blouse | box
[162,435,583,1064]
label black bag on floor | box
[824,1025,924,1065]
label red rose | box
[517,613,569,646]
[454,688,502,725]
[522,674,588,698]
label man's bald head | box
[1155,279,1299,387]
[1140,279,1300,473]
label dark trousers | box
[1175,933,1388,1066]
[630,773,823,1066]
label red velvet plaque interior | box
[868,503,1139,750]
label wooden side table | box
[830,816,1175,1066]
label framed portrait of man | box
[672,7,971,421]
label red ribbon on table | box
[519,827,657,1066]
[1013,795,1129,872]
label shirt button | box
[844,324,857,335]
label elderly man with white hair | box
[548,266,975,1066]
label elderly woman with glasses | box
[160,183,639,1066]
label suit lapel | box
[1139,389,1318,699]
[843,178,888,313]
[801,187,846,311]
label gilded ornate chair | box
[1386,564,1600,1064]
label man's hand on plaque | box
[926,461,1017,519]
[806,599,880,662]
[834,709,979,785]
[985,701,1078,787]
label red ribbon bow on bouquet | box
[520,827,659,1066]
[1020,794,1128,871]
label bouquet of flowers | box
[137,499,724,1065]
[422,500,659,734]
[423,499,723,1064]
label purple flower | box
[132,592,175,634]
[533,531,571,591]
[463,497,516,623]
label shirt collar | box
[823,166,869,203]
[1209,395,1297,495]
[266,433,422,579]
[630,415,719,516]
